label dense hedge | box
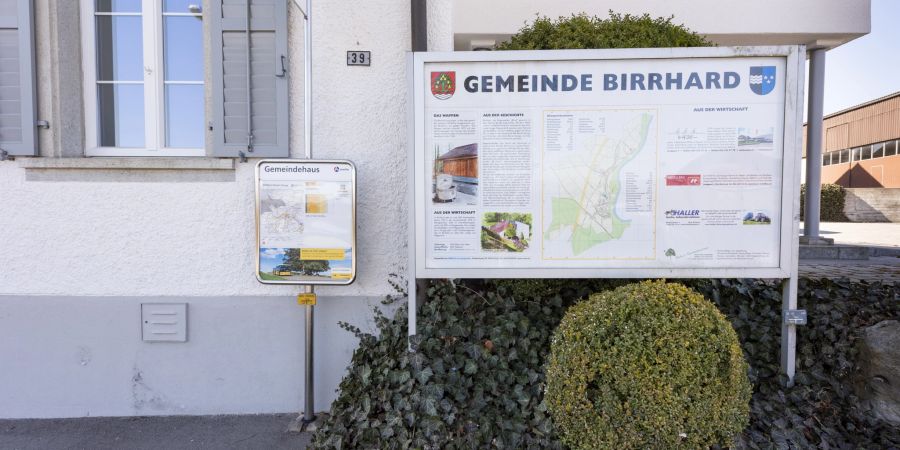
[546,281,750,449]
[312,277,898,449]
[495,12,711,50]
[312,279,577,449]
[800,183,848,222]
[703,278,899,448]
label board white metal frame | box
[254,159,358,286]
[406,46,806,379]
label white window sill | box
[18,157,235,171]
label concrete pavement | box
[801,256,900,284]
[799,222,900,283]
[801,221,900,248]
[0,414,312,450]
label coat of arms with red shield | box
[431,72,455,100]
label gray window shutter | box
[0,0,38,156]
[210,0,289,158]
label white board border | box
[408,46,804,280]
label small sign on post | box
[255,160,357,285]
[297,293,317,305]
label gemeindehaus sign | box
[255,160,357,285]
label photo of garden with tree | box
[258,248,336,281]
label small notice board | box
[255,160,357,285]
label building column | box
[802,48,829,244]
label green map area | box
[544,112,653,257]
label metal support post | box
[304,286,315,422]
[302,0,317,427]
[303,0,312,159]
[803,48,826,243]
[407,276,416,351]
[780,277,799,384]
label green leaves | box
[545,281,752,450]
[414,366,433,385]
[697,277,899,448]
[313,276,898,449]
[312,279,573,449]
[358,365,371,386]
[463,360,477,375]
[800,183,848,221]
[495,12,712,51]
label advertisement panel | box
[410,47,804,279]
[256,160,357,285]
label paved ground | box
[801,221,900,248]
[800,256,900,284]
[0,414,312,450]
[798,222,900,283]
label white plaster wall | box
[428,0,454,52]
[0,0,453,418]
[0,295,390,418]
[2,0,420,298]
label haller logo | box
[431,71,455,100]
[665,209,701,219]
[749,66,776,95]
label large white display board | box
[410,47,804,279]
[256,160,357,285]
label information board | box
[256,160,357,285]
[410,47,804,279]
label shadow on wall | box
[844,188,899,222]
[832,169,851,188]
[849,164,884,188]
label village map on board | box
[260,188,306,239]
[542,109,657,260]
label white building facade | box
[0,0,868,418]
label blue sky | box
[807,0,900,116]
[259,248,286,272]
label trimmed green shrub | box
[545,280,751,449]
[495,12,711,51]
[800,183,847,222]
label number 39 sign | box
[347,51,371,66]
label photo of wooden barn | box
[437,143,478,196]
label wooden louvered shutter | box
[0,0,38,156]
[210,0,289,158]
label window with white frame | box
[82,0,205,156]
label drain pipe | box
[303,0,315,425]
[411,0,427,51]
[409,0,426,351]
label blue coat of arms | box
[749,66,776,95]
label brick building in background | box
[803,91,900,188]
